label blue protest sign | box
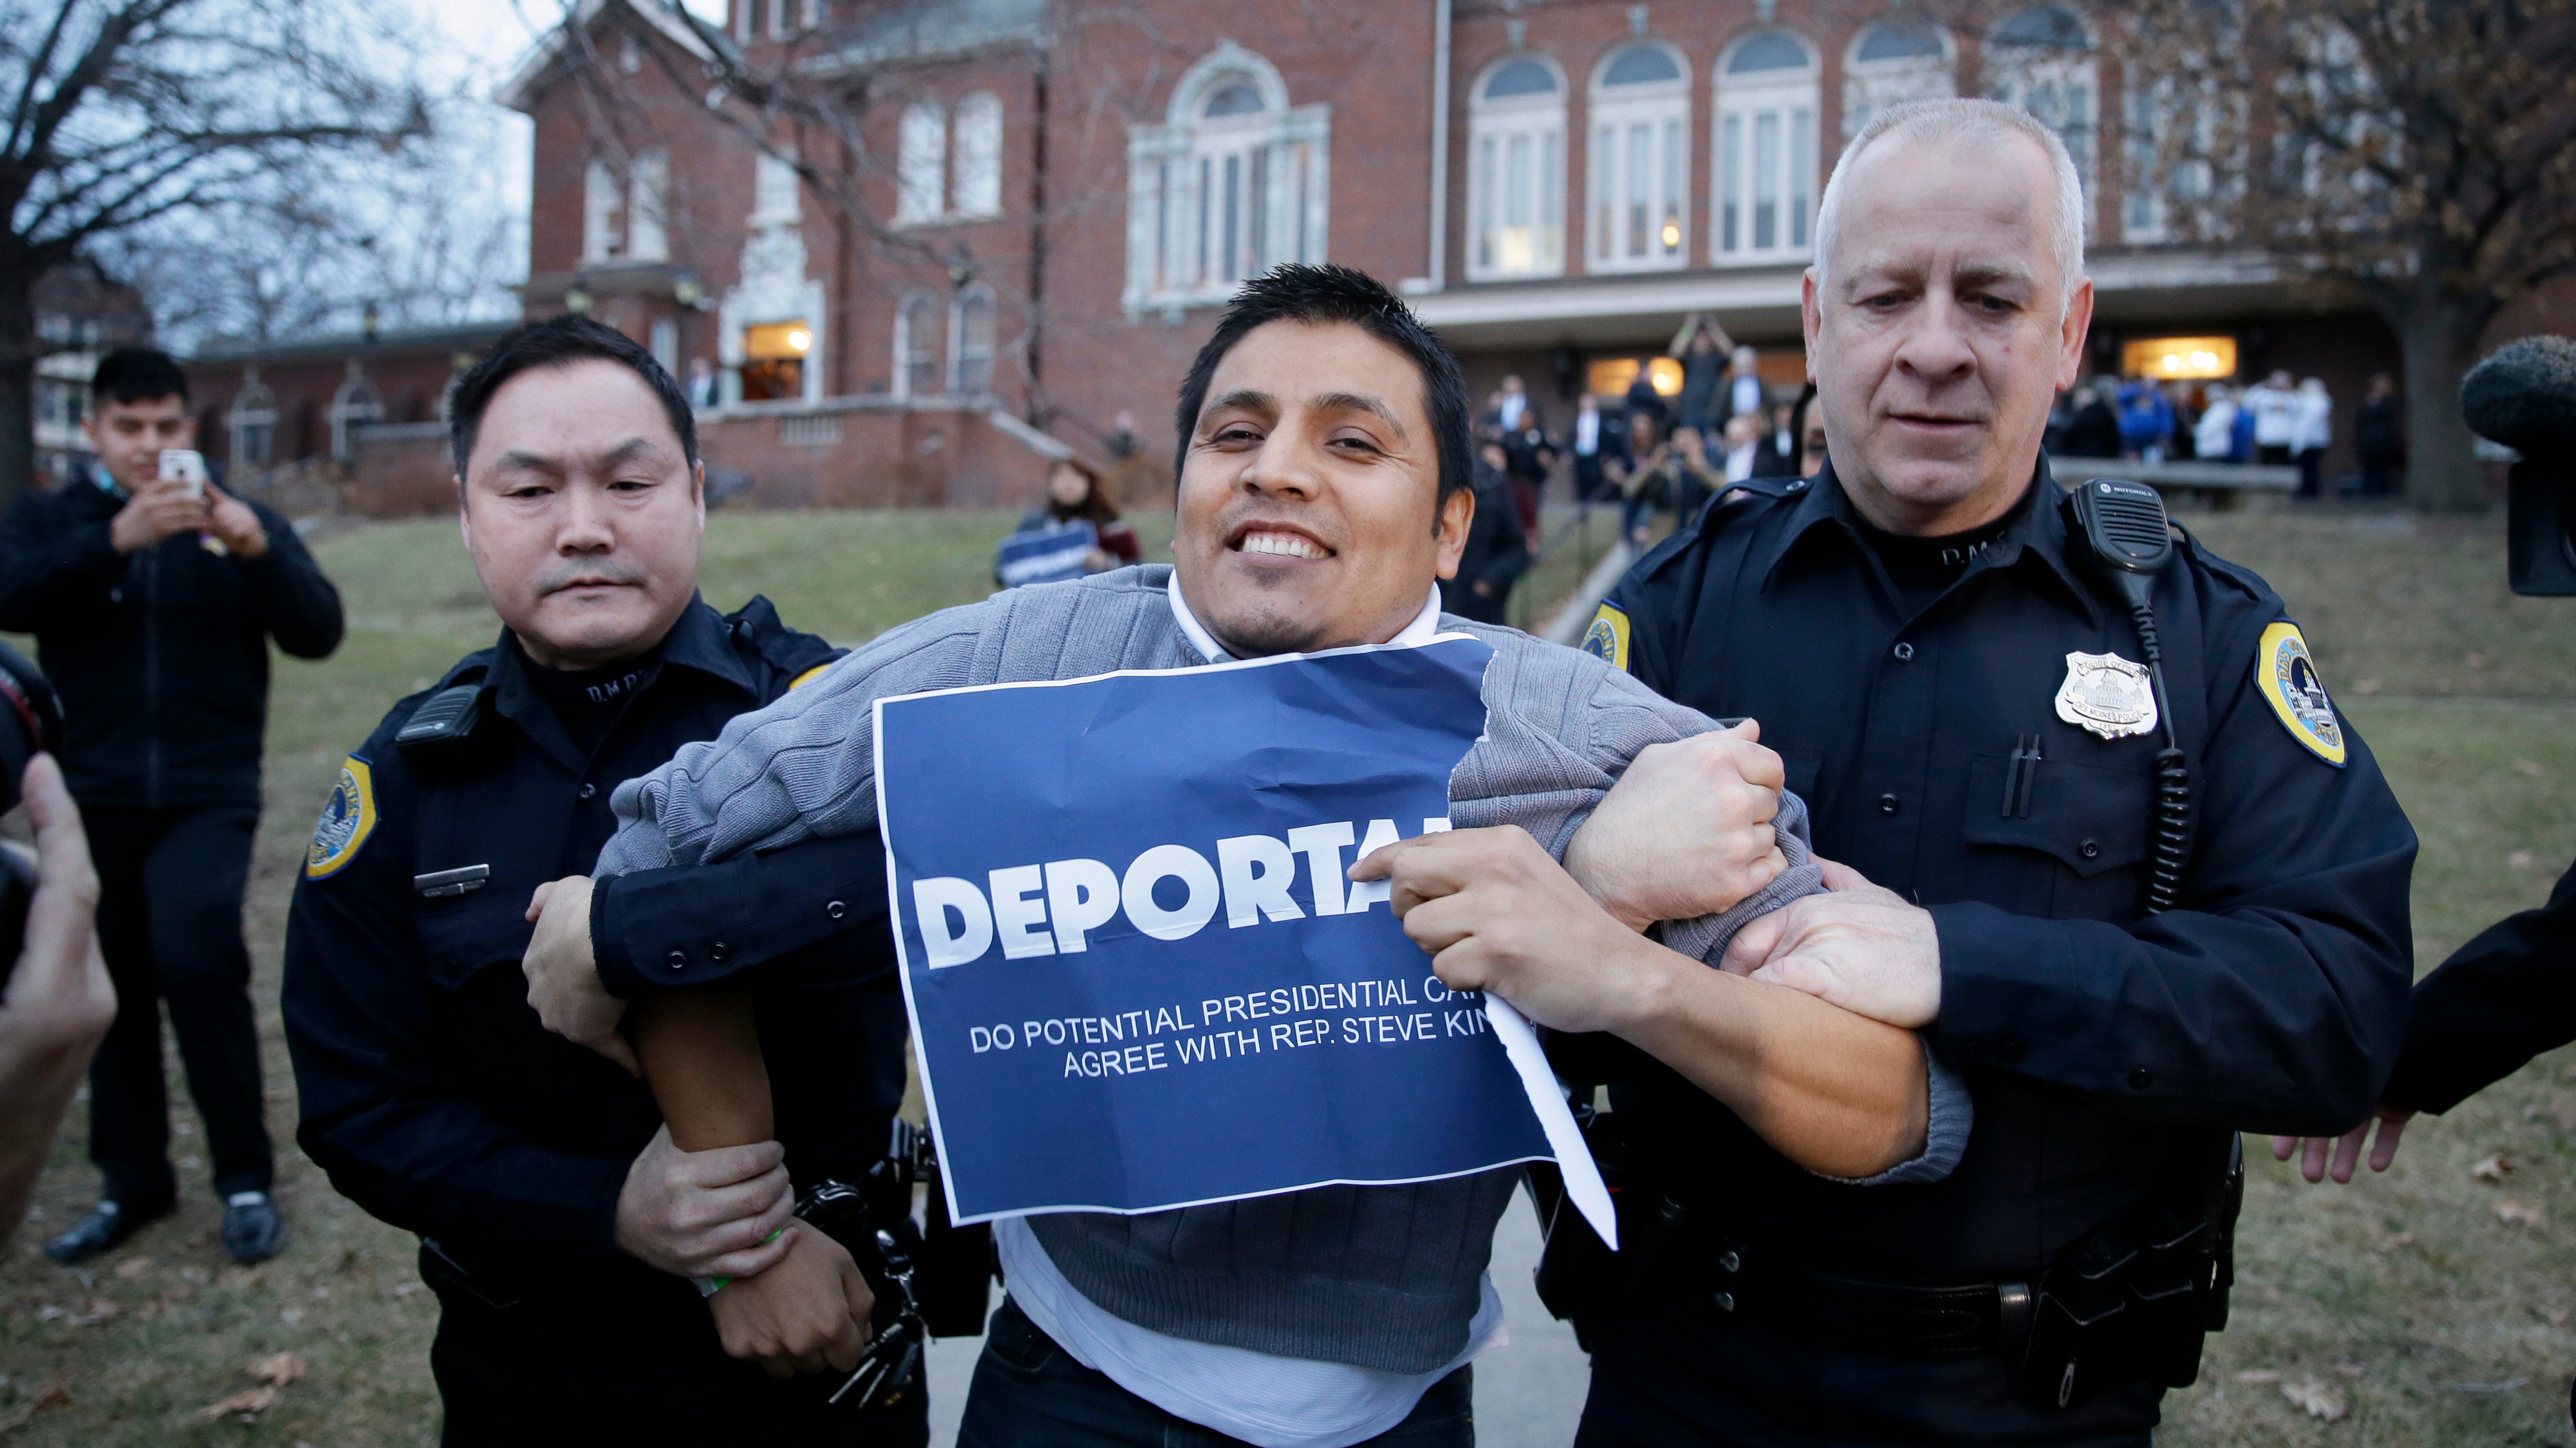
[875,635,1611,1241]
[994,518,1099,588]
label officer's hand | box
[1563,722,1786,930]
[200,483,269,559]
[613,1124,798,1280]
[522,875,637,1074]
[106,475,210,554]
[1718,858,1941,1028]
[2273,1105,2414,1184]
[708,1227,874,1378]
[1353,825,1670,1035]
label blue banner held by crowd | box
[993,518,1099,589]
[874,635,1612,1242]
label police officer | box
[1559,98,2418,1444]
[280,316,921,1446]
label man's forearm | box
[1611,942,1930,1180]
[631,993,773,1151]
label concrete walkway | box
[922,1187,1592,1446]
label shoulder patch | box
[788,662,832,691]
[1580,602,1632,672]
[304,755,381,879]
[2254,622,2346,767]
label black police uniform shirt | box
[1581,460,2418,1287]
[280,596,907,1316]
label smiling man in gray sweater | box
[526,265,1966,1447]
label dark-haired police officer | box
[1560,100,2418,1445]
[281,316,921,1447]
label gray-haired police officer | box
[280,316,921,1447]
[1560,99,2418,1445]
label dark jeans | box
[1574,1302,2158,1448]
[82,804,272,1206]
[958,1296,1475,1447]
[431,1301,930,1447]
[2295,446,2327,498]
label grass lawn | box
[2,504,2572,1445]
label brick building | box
[29,259,154,490]
[184,321,514,482]
[483,0,2549,506]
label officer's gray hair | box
[1811,98,2088,313]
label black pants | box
[432,1300,930,1447]
[1574,1302,2159,1448]
[959,1296,1476,1447]
[81,804,272,1206]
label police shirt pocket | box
[1960,753,2150,878]
[1777,747,1824,807]
[414,889,540,994]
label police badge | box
[2054,651,2159,740]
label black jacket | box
[1440,469,1531,625]
[2383,857,2576,1115]
[0,472,343,810]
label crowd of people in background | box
[2052,367,2408,498]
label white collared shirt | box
[992,571,1501,1448]
[1574,409,1599,455]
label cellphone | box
[159,448,208,499]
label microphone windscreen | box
[2460,336,2576,456]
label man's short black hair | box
[92,347,188,408]
[447,314,698,478]
[1174,264,1472,509]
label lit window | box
[898,103,945,223]
[1124,43,1331,313]
[952,93,1003,217]
[1712,30,1819,265]
[741,320,811,402]
[627,149,669,261]
[1587,43,1688,273]
[1984,4,2097,229]
[950,288,996,394]
[1843,20,1953,140]
[1466,57,1566,280]
[896,294,941,397]
[2123,336,2237,380]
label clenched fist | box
[1565,721,1788,930]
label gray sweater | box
[597,566,1940,1372]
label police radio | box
[0,643,64,984]
[2066,478,2193,914]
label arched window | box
[1984,4,2096,225]
[627,149,670,261]
[1711,29,1819,264]
[897,103,945,223]
[1124,44,1331,312]
[1467,57,1566,280]
[1587,43,1690,272]
[949,286,996,394]
[328,361,384,466]
[895,294,941,397]
[952,92,1003,217]
[228,374,277,471]
[1843,19,1954,139]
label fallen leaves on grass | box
[2497,1199,2546,1227]
[2543,1306,2571,1327]
[2282,1379,2348,1421]
[2511,759,2543,777]
[2236,1369,2281,1384]
[70,1297,118,1326]
[2470,1154,2512,1183]
[247,1353,306,1387]
[196,1386,281,1422]
[111,1256,152,1279]
[2374,1231,2416,1253]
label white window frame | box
[949,285,996,396]
[328,361,384,465]
[627,148,670,261]
[1585,42,1691,274]
[1124,43,1331,314]
[952,92,1004,218]
[1842,20,1955,140]
[1710,30,1820,267]
[583,157,622,261]
[1984,5,2099,234]
[1465,56,1567,281]
[897,103,945,224]
[229,375,277,471]
[894,293,941,398]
